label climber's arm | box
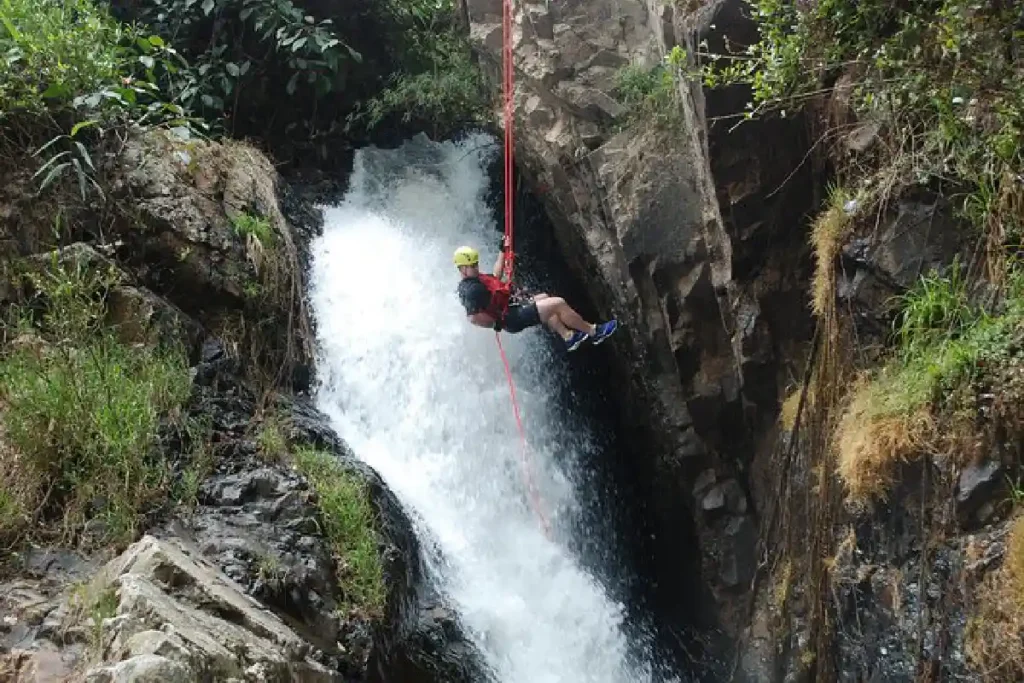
[492,235,510,282]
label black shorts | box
[503,302,541,333]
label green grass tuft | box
[256,414,288,464]
[612,62,681,129]
[0,334,191,543]
[293,446,385,616]
[0,253,192,546]
[231,212,274,245]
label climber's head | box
[453,246,480,277]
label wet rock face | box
[177,362,354,667]
[820,478,1011,683]
[187,340,488,683]
[833,193,968,360]
[106,129,307,347]
[467,0,721,606]
[956,460,1004,527]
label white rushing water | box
[309,133,676,683]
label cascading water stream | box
[309,133,681,683]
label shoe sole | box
[566,340,585,352]
[591,324,618,345]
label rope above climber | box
[453,240,618,352]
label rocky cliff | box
[466,0,1024,680]
[463,0,818,648]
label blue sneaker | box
[565,330,588,352]
[591,320,618,345]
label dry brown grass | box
[772,557,793,613]
[834,373,936,508]
[966,516,1024,681]
[811,194,853,318]
[779,385,815,431]
[981,170,1024,288]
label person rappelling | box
[453,237,618,351]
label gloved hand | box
[498,234,511,252]
[493,318,503,332]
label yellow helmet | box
[453,246,479,267]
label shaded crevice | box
[488,160,724,679]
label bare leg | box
[535,297,596,336]
[527,292,569,338]
[545,314,571,338]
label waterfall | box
[309,133,679,683]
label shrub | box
[124,0,364,129]
[0,0,195,133]
[346,30,489,138]
[113,0,488,153]
[692,0,1024,245]
[0,0,127,116]
[612,61,682,128]
[0,254,192,546]
[293,446,385,616]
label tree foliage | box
[1,0,487,170]
[687,0,1023,240]
[110,0,487,157]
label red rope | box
[496,332,551,537]
[502,0,515,283]
[495,0,551,537]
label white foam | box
[309,133,676,682]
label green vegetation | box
[256,413,288,463]
[126,0,364,132]
[172,416,214,510]
[612,61,682,128]
[232,211,274,245]
[0,254,192,547]
[348,30,489,137]
[2,0,487,181]
[1,0,203,132]
[117,0,487,155]
[836,261,1024,505]
[0,0,126,116]
[68,581,119,655]
[294,446,385,616]
[691,0,1023,244]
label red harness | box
[478,273,512,321]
